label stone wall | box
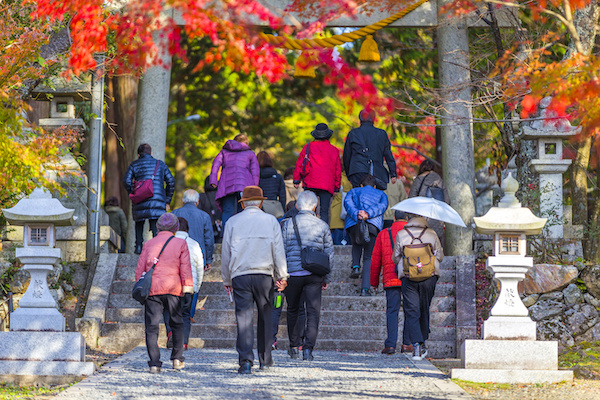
[516,263,600,349]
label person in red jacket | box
[370,210,412,355]
[293,123,341,224]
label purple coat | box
[209,140,259,203]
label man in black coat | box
[124,143,176,254]
[343,109,397,190]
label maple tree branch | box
[391,144,441,166]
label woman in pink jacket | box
[209,134,260,228]
[135,213,193,374]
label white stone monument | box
[522,96,579,238]
[451,174,573,384]
[0,188,94,384]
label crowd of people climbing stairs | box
[121,109,449,374]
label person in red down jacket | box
[370,210,412,355]
[293,123,341,224]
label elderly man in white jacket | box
[163,217,205,350]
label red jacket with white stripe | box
[370,220,407,288]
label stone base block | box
[461,339,557,370]
[0,332,85,361]
[451,368,573,384]
[10,308,65,332]
[0,360,94,377]
[483,316,536,340]
[76,317,100,348]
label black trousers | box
[163,293,193,344]
[305,188,332,225]
[401,276,438,345]
[144,294,184,367]
[232,274,274,367]
[349,225,378,290]
[135,218,158,248]
[285,274,324,351]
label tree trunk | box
[565,2,600,258]
[589,148,600,261]
[112,75,138,217]
[104,78,121,204]
[173,84,188,208]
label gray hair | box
[182,189,200,204]
[296,191,318,211]
[243,200,262,208]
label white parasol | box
[391,197,467,227]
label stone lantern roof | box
[2,188,74,226]
[473,173,546,235]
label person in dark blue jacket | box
[344,174,388,296]
[257,151,286,218]
[124,143,175,254]
[343,109,397,190]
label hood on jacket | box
[260,167,279,179]
[223,139,251,152]
[405,216,428,229]
[104,205,122,213]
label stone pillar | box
[127,35,172,253]
[437,0,476,256]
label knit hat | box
[311,123,333,140]
[157,213,179,233]
[359,109,375,123]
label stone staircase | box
[96,246,469,358]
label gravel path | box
[55,347,471,400]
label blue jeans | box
[385,287,410,348]
[401,276,438,345]
[221,192,241,229]
[331,229,344,245]
[190,292,199,319]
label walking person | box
[344,174,388,296]
[104,196,127,252]
[135,213,193,373]
[124,143,175,254]
[293,122,341,224]
[329,171,352,245]
[163,217,205,351]
[281,191,333,361]
[257,151,286,218]
[383,176,407,228]
[370,210,411,355]
[209,134,259,228]
[408,159,450,247]
[221,186,289,374]
[199,176,223,243]
[343,109,397,190]
[284,167,302,203]
[392,216,444,361]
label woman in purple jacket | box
[209,134,260,228]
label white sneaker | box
[412,343,427,361]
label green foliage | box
[559,342,600,379]
[0,382,65,398]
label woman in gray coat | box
[281,191,334,361]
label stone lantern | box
[451,174,573,384]
[0,188,94,383]
[522,96,580,238]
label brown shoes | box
[381,347,396,355]
[173,359,185,370]
[401,344,414,353]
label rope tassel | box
[359,35,380,62]
[294,51,316,79]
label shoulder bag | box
[353,219,371,246]
[129,160,159,204]
[291,216,330,276]
[132,236,175,305]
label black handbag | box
[291,216,331,277]
[353,219,371,246]
[132,236,175,305]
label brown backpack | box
[401,227,435,282]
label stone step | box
[101,322,456,342]
[108,294,456,313]
[95,336,456,358]
[110,280,456,297]
[105,307,456,327]
[115,265,456,284]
